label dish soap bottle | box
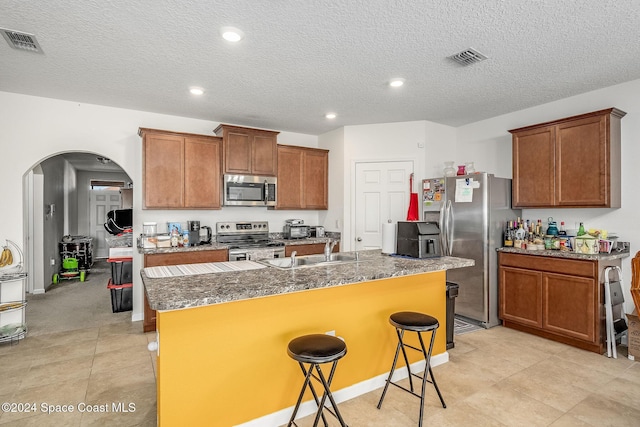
[577,222,586,236]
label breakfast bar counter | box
[141,250,474,310]
[141,250,473,426]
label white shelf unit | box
[0,272,28,344]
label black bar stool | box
[377,311,446,426]
[286,334,348,427]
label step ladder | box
[604,266,628,358]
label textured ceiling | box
[2,1,640,136]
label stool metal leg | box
[377,329,404,409]
[287,362,329,427]
[397,329,415,393]
[377,326,446,427]
[313,361,348,427]
[418,331,446,409]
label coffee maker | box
[187,221,200,246]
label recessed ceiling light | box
[220,26,244,42]
[325,113,337,119]
[190,87,204,96]
[389,78,405,88]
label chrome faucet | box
[324,240,337,261]
[290,251,297,268]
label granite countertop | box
[141,250,474,311]
[497,246,630,261]
[138,236,339,255]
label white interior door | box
[354,161,413,251]
[90,190,121,258]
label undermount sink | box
[258,253,359,269]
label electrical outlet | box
[50,258,55,266]
[325,330,336,336]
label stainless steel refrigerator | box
[422,173,521,328]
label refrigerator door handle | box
[446,199,454,256]
[439,203,447,256]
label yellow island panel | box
[157,270,447,426]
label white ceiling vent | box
[448,48,487,66]
[1,27,44,53]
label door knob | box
[356,237,362,242]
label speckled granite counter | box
[137,236,339,255]
[141,250,474,311]
[497,246,630,261]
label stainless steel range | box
[216,221,285,261]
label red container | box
[108,257,133,285]
[107,279,132,313]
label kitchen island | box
[141,250,473,426]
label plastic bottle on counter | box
[170,228,179,247]
[577,222,586,236]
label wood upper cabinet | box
[140,128,222,209]
[509,108,625,208]
[214,124,279,176]
[276,145,329,210]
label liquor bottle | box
[558,221,567,236]
[503,222,513,247]
[577,222,586,236]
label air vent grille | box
[1,27,44,53]
[448,48,487,66]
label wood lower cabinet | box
[499,252,620,353]
[214,124,279,176]
[143,249,228,332]
[284,242,340,257]
[509,108,625,208]
[140,128,222,209]
[543,272,597,343]
[276,145,329,210]
[500,267,543,328]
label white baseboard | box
[235,351,449,427]
[131,312,143,322]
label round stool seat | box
[288,334,347,364]
[390,311,439,332]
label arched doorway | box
[24,151,132,295]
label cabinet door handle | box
[356,237,362,242]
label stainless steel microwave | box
[223,175,277,207]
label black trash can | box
[446,281,459,349]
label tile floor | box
[292,327,640,427]
[2,261,639,426]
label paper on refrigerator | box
[455,178,475,202]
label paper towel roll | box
[381,221,396,254]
